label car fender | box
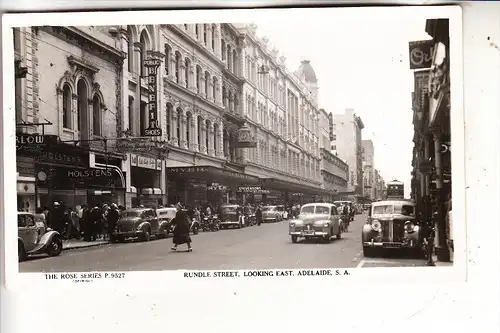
[159,220,170,231]
[137,221,151,232]
[30,230,60,253]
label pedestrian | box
[70,207,80,239]
[170,209,192,252]
[256,205,262,226]
[107,203,120,240]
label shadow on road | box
[367,248,425,260]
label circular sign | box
[37,171,47,181]
[410,47,426,67]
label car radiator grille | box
[381,220,406,242]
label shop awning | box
[167,165,260,185]
[259,178,331,196]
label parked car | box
[362,200,421,257]
[261,205,283,223]
[156,207,177,236]
[218,204,243,229]
[288,203,342,243]
[112,208,169,242]
[18,212,63,261]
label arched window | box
[93,95,101,136]
[76,79,88,137]
[213,123,219,155]
[128,96,134,134]
[205,120,210,151]
[222,86,227,107]
[176,108,182,145]
[211,24,216,50]
[212,77,217,101]
[196,66,202,94]
[62,84,72,129]
[221,40,226,61]
[203,24,208,45]
[127,26,134,73]
[175,52,181,84]
[186,112,192,149]
[139,30,148,77]
[197,115,202,147]
[184,58,190,89]
[195,24,200,39]
[204,71,210,98]
[226,46,231,70]
[232,49,237,75]
[164,44,171,76]
[223,129,229,158]
[166,103,172,141]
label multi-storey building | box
[15,26,128,211]
[15,23,331,211]
[319,109,348,200]
[332,108,364,198]
[234,23,325,204]
[362,139,375,200]
[373,169,386,200]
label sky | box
[253,13,433,197]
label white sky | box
[254,14,432,197]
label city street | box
[20,214,428,273]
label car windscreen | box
[221,206,237,213]
[300,206,315,214]
[395,205,415,216]
[373,205,394,215]
[315,206,331,215]
[262,206,276,211]
[121,211,141,218]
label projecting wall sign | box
[143,58,162,137]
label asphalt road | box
[19,214,428,272]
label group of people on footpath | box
[26,201,124,242]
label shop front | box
[166,165,260,207]
[259,178,329,206]
[237,185,271,205]
[130,154,164,208]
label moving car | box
[18,212,63,261]
[261,205,283,223]
[113,207,170,242]
[288,203,342,243]
[362,200,421,257]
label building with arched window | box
[15,26,127,212]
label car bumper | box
[219,222,238,226]
[263,217,277,221]
[290,231,329,237]
[363,240,419,248]
[113,230,144,238]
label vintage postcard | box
[2,5,464,289]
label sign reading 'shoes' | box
[408,40,434,70]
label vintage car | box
[288,203,342,243]
[261,205,284,223]
[112,207,169,242]
[219,204,243,229]
[18,212,63,261]
[156,207,178,236]
[362,200,421,256]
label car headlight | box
[405,220,415,233]
[290,223,295,227]
[323,223,329,227]
[371,220,382,232]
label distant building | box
[319,109,349,200]
[332,109,364,196]
[362,140,375,200]
[373,169,386,200]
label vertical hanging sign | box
[143,58,162,137]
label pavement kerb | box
[63,241,110,251]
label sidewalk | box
[63,238,110,250]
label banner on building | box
[143,58,162,137]
[328,113,334,141]
[408,40,434,70]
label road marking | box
[356,259,365,268]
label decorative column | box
[229,94,234,112]
[193,115,199,152]
[180,114,188,149]
[432,126,450,262]
[207,122,215,156]
[201,74,207,98]
[179,62,186,88]
[208,80,214,103]
[171,110,179,146]
[213,25,221,58]
[200,120,207,154]
[217,77,223,107]
[133,42,142,77]
[207,25,213,50]
[169,53,176,81]
[218,121,224,158]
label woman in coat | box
[171,210,193,252]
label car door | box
[148,209,159,234]
[18,214,38,252]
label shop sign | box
[234,124,257,148]
[115,140,155,152]
[137,156,157,170]
[238,185,262,193]
[168,166,209,173]
[409,40,434,70]
[16,134,58,152]
[67,168,113,179]
[35,148,87,168]
[143,58,162,137]
[130,154,138,166]
[208,183,228,191]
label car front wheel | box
[47,236,63,257]
[18,241,27,262]
[141,230,151,242]
[291,235,298,243]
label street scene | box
[14,15,453,271]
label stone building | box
[362,139,375,200]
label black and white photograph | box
[4,6,463,276]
